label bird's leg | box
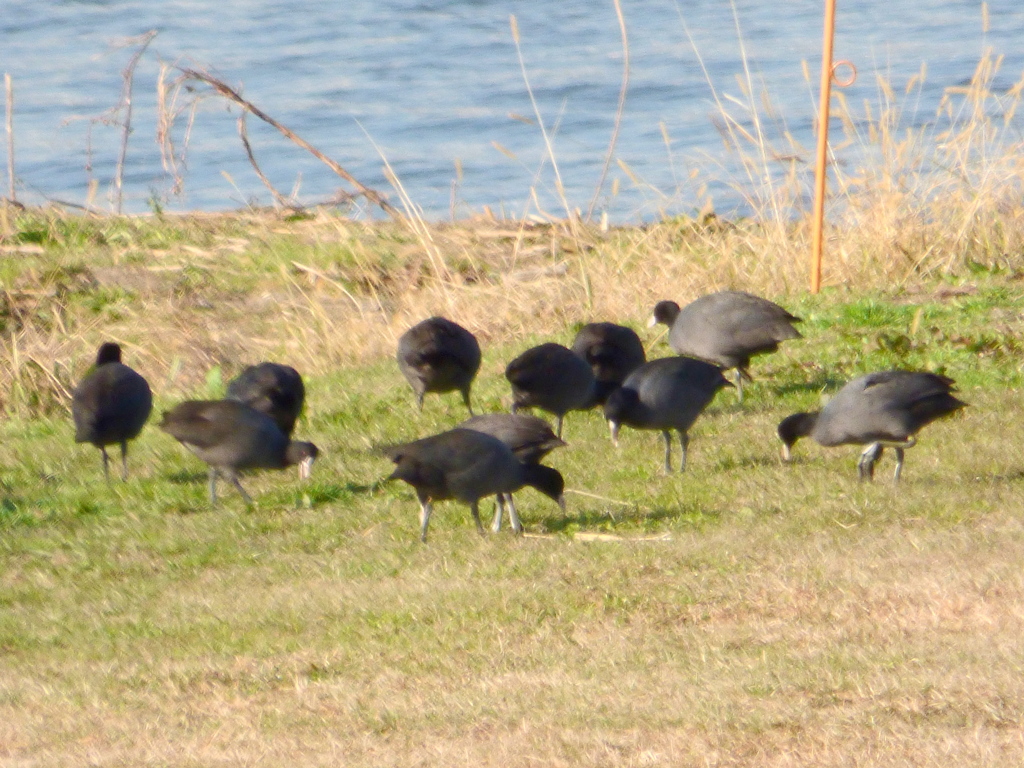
[418,496,432,543]
[416,391,425,412]
[878,438,915,483]
[120,441,129,482]
[555,414,564,439]
[461,387,474,416]
[491,493,505,533]
[208,468,219,505]
[662,430,673,474]
[470,501,485,536]
[505,493,523,536]
[734,369,744,403]
[228,473,254,506]
[893,447,905,483]
[678,430,690,473]
[224,468,253,505]
[857,443,883,481]
[101,447,110,483]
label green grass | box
[1,259,1023,764]
[1,208,1023,764]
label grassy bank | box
[1,207,1024,765]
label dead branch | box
[177,67,401,220]
[156,61,200,196]
[586,0,629,221]
[113,30,158,213]
[238,112,290,208]
[5,73,14,203]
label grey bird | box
[459,412,568,524]
[385,428,565,542]
[777,370,966,481]
[604,356,731,473]
[649,291,801,401]
[159,400,318,504]
[226,362,305,436]
[570,322,647,406]
[397,316,482,414]
[505,342,596,438]
[458,413,566,464]
[72,342,153,481]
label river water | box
[3,1,1023,221]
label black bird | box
[650,291,801,401]
[458,413,566,464]
[604,356,731,473]
[570,322,646,405]
[385,428,565,542]
[397,316,482,414]
[777,370,966,481]
[505,342,596,438]
[459,412,568,524]
[72,342,153,481]
[159,400,318,504]
[226,362,305,436]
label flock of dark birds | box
[69,290,967,542]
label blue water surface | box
[2,1,1021,220]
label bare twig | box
[113,30,158,213]
[509,15,574,225]
[238,112,290,208]
[156,61,200,196]
[176,67,401,220]
[586,0,629,220]
[728,1,778,223]
[5,73,13,202]
[360,123,454,290]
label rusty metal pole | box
[810,0,838,294]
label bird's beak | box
[646,314,658,328]
[298,455,315,480]
[608,420,620,448]
[780,443,792,462]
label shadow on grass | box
[713,454,783,472]
[771,372,847,398]
[540,503,721,533]
[163,472,380,507]
[304,481,379,504]
[0,496,36,527]
[971,469,1024,484]
[166,469,208,485]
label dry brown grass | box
[2,183,1022,417]
[3,508,1023,766]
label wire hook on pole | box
[831,60,857,87]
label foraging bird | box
[604,356,731,473]
[649,291,801,401]
[777,370,966,482]
[459,413,566,465]
[159,400,318,504]
[72,342,153,481]
[226,362,305,436]
[385,428,565,542]
[397,316,481,414]
[459,412,568,524]
[570,322,646,405]
[505,342,596,437]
